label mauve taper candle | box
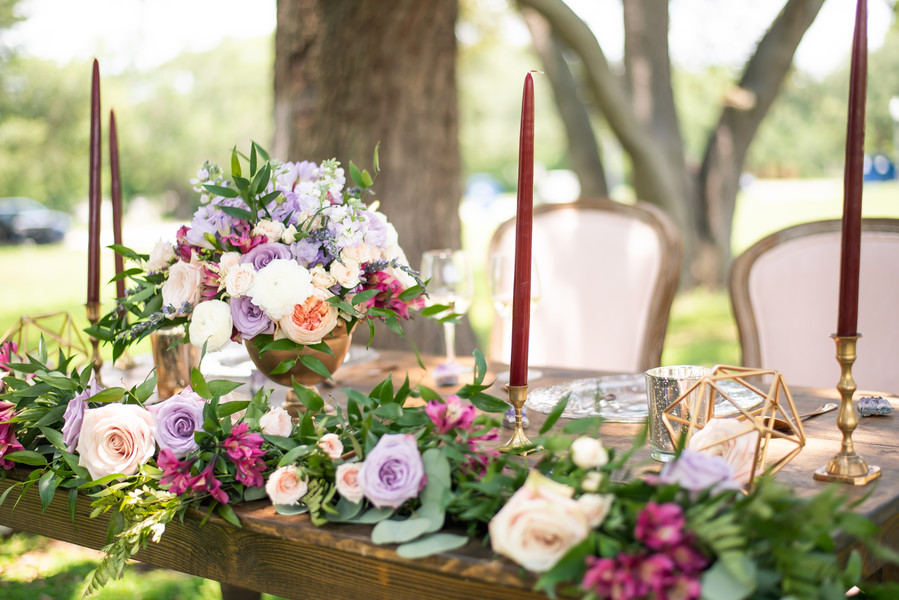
[110,109,125,301]
[87,59,102,305]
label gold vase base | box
[814,453,882,485]
[497,427,535,453]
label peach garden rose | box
[76,403,157,480]
[278,288,339,344]
[335,462,364,504]
[265,465,308,506]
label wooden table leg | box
[220,582,262,600]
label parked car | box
[0,197,70,244]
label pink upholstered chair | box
[487,199,682,373]
[729,218,899,393]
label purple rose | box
[358,434,426,509]
[240,242,293,270]
[657,449,742,495]
[148,391,206,458]
[62,377,104,452]
[230,296,275,339]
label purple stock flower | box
[361,210,388,247]
[290,237,324,267]
[635,502,686,550]
[425,395,475,434]
[61,377,104,452]
[358,434,426,509]
[657,449,742,496]
[230,296,275,339]
[148,391,206,458]
[240,242,293,270]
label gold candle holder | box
[498,385,533,452]
[813,334,881,485]
[85,301,104,386]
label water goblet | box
[420,249,473,375]
[489,253,542,383]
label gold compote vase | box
[150,325,201,400]
[245,324,352,416]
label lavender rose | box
[148,391,206,458]
[240,242,293,271]
[61,377,104,452]
[230,296,274,339]
[658,449,742,495]
[358,434,425,509]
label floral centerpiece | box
[92,143,426,379]
[0,346,898,600]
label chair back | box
[730,218,899,393]
[488,199,681,373]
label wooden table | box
[2,351,898,599]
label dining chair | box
[487,198,682,373]
[729,218,899,393]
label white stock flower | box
[188,299,233,352]
[247,259,314,321]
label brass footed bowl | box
[245,324,351,387]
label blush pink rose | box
[335,462,364,504]
[265,465,308,506]
[317,433,344,460]
[688,418,758,486]
[161,260,205,316]
[278,288,339,344]
[76,403,156,480]
[259,406,293,437]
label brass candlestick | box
[85,301,104,385]
[814,334,881,484]
[498,385,533,452]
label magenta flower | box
[425,395,475,434]
[460,428,500,478]
[363,270,422,319]
[669,542,708,574]
[582,556,617,598]
[191,459,230,504]
[223,222,266,254]
[222,423,267,488]
[635,502,686,550]
[666,574,702,600]
[640,553,675,598]
[0,340,18,373]
[0,401,24,470]
[157,449,199,495]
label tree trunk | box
[274,0,473,355]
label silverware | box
[769,402,839,432]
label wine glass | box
[489,253,542,383]
[420,249,474,370]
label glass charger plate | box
[525,374,764,422]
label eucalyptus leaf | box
[274,503,309,516]
[371,517,432,545]
[396,533,468,559]
[353,507,395,524]
[699,557,756,600]
[326,496,364,522]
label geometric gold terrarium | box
[661,365,806,491]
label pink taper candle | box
[109,109,125,301]
[87,59,102,305]
[509,73,535,387]
[836,0,867,337]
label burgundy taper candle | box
[836,0,867,337]
[87,59,102,305]
[109,109,125,301]
[509,73,535,387]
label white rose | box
[341,243,375,264]
[281,224,298,244]
[265,465,308,506]
[577,493,614,527]
[161,260,204,317]
[581,470,603,493]
[252,219,286,243]
[335,463,364,504]
[309,265,337,290]
[329,258,361,289]
[317,433,344,460]
[224,263,257,297]
[219,251,242,273]
[147,239,176,272]
[688,418,759,486]
[247,259,314,321]
[188,299,233,352]
[488,471,591,573]
[259,406,293,437]
[76,403,156,480]
[570,436,609,470]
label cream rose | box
[581,470,603,493]
[577,493,614,527]
[265,465,308,506]
[76,403,156,480]
[259,406,293,437]
[309,265,337,290]
[688,418,758,485]
[335,463,364,504]
[570,436,609,470]
[281,224,299,244]
[278,288,339,344]
[488,470,596,573]
[147,239,176,272]
[252,219,286,243]
[248,259,314,321]
[317,433,344,460]
[219,251,242,273]
[341,243,376,264]
[188,299,233,352]
[224,263,257,297]
[329,258,361,289]
[161,260,204,317]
